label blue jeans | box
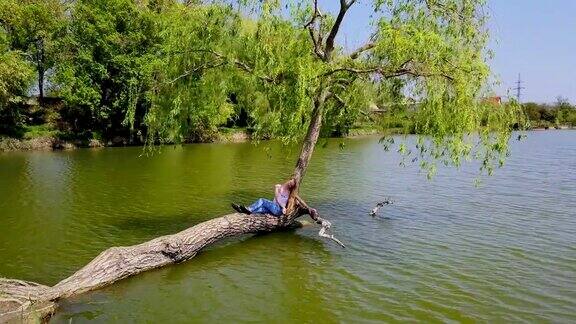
[248,198,283,216]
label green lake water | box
[1,131,575,323]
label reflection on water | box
[1,131,575,323]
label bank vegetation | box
[1,0,529,154]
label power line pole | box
[513,73,525,102]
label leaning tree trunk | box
[286,86,330,215]
[0,214,310,322]
[293,87,330,185]
[0,88,332,323]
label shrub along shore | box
[2,0,573,155]
[0,126,250,152]
[2,123,575,153]
[1,96,574,153]
[0,125,387,152]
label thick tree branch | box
[292,86,332,186]
[1,203,342,322]
[349,42,375,59]
[317,219,346,248]
[292,194,345,248]
[0,209,332,321]
[322,66,400,77]
[323,0,356,61]
[322,58,409,77]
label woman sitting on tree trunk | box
[232,179,296,216]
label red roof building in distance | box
[482,96,502,106]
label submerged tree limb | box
[369,198,394,217]
[0,208,342,322]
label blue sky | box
[321,0,576,104]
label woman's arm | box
[274,184,281,204]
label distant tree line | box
[0,0,181,141]
[0,0,377,143]
[523,96,576,128]
[1,0,520,155]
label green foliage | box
[0,0,66,98]
[146,0,521,176]
[21,123,58,139]
[53,0,163,137]
[146,3,321,143]
[0,26,34,133]
[523,98,576,128]
[366,0,521,176]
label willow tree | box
[1,0,521,321]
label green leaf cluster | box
[145,3,322,143]
[53,0,163,137]
[0,25,34,133]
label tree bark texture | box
[292,87,330,186]
[0,213,305,322]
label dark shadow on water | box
[110,185,281,237]
[111,210,215,237]
[110,187,399,239]
[111,209,300,238]
[223,187,275,205]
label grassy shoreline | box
[2,126,574,153]
[0,127,251,152]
